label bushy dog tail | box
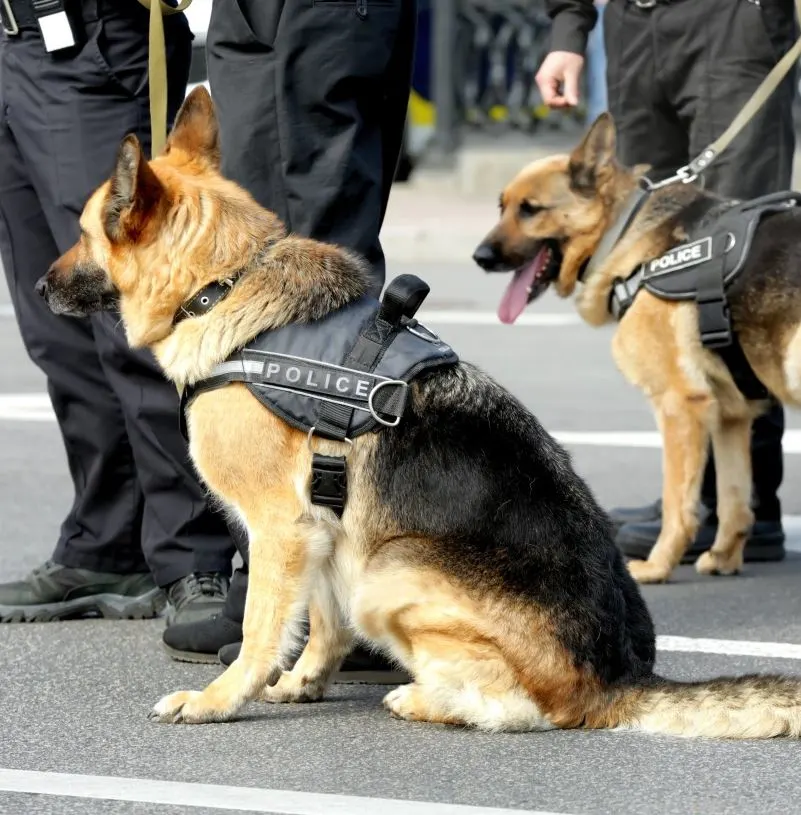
[592,674,801,739]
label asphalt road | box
[2,263,801,815]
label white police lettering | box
[355,379,370,398]
[648,237,712,275]
[336,377,350,393]
[265,362,280,378]
[305,370,319,389]
[286,367,301,383]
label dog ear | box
[568,112,617,195]
[163,85,220,167]
[104,134,167,242]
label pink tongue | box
[497,248,546,325]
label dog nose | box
[472,242,501,271]
[35,275,49,299]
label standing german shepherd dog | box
[38,88,801,738]
[474,112,801,588]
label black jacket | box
[543,0,796,57]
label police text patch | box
[644,236,713,277]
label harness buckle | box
[309,454,348,518]
[1,0,19,35]
[697,297,733,349]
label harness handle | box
[645,0,801,190]
[378,274,430,328]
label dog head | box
[473,113,637,324]
[38,86,286,348]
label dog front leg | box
[150,511,328,724]
[627,393,712,584]
[695,416,754,576]
[259,576,355,704]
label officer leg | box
[0,3,233,624]
[162,0,417,672]
[684,0,794,555]
[612,0,791,562]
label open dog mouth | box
[497,240,562,325]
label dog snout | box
[472,242,505,272]
[35,274,49,299]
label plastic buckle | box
[309,454,348,518]
[697,298,732,349]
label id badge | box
[37,8,76,52]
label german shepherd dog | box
[38,88,801,738]
[474,112,801,587]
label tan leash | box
[136,0,194,157]
[648,0,801,189]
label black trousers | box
[0,1,237,585]
[205,0,418,620]
[603,0,797,522]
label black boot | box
[162,566,245,662]
[0,560,164,623]
[164,572,229,626]
[217,640,411,685]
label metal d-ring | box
[306,426,353,452]
[367,380,408,427]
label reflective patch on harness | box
[645,237,713,277]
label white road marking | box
[657,636,801,660]
[0,769,566,815]
[418,310,581,326]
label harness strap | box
[694,231,733,348]
[313,274,430,442]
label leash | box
[135,0,194,158]
[645,0,801,190]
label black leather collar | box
[173,273,242,325]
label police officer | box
[536,0,795,562]
[162,0,418,680]
[0,0,236,625]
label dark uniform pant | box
[205,0,418,620]
[0,0,236,586]
[602,0,797,522]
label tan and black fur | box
[39,88,801,738]
[474,112,801,587]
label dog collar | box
[173,273,242,326]
[577,183,651,284]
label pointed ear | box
[104,134,167,242]
[164,85,220,167]
[568,112,617,195]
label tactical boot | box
[217,640,411,685]
[162,611,242,664]
[615,514,786,564]
[0,560,164,623]
[164,572,230,627]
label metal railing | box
[425,0,580,164]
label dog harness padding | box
[610,190,801,399]
[180,274,459,516]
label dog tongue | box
[497,248,546,325]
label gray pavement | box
[2,262,801,815]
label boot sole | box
[619,538,786,565]
[0,588,166,623]
[160,642,221,665]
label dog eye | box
[519,201,544,218]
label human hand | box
[535,51,585,108]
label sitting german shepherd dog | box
[474,112,801,587]
[39,88,801,738]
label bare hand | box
[535,51,585,108]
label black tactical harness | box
[605,190,801,400]
[178,274,459,517]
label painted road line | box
[418,310,581,326]
[0,769,567,815]
[657,636,801,660]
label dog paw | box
[258,671,325,704]
[382,684,426,722]
[627,559,671,584]
[695,549,743,576]
[148,690,233,724]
